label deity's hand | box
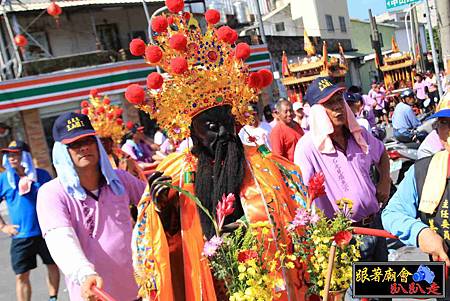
[148,171,180,234]
[148,171,172,211]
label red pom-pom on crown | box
[103,97,111,105]
[81,108,89,115]
[89,89,99,97]
[145,45,163,63]
[216,26,238,44]
[81,100,90,108]
[247,72,262,89]
[235,43,251,60]
[205,9,220,25]
[129,39,146,56]
[165,0,184,13]
[125,84,146,105]
[126,121,134,130]
[169,34,187,51]
[115,108,123,117]
[152,16,168,33]
[147,72,164,90]
[96,107,105,114]
[257,69,273,88]
[116,118,123,126]
[170,57,188,74]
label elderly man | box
[36,112,146,301]
[0,140,59,301]
[294,77,391,261]
[382,102,450,295]
[270,99,304,162]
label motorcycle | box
[385,138,419,185]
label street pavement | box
[0,202,69,301]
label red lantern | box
[14,34,28,47]
[47,2,62,27]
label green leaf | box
[154,181,219,235]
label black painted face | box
[190,105,236,156]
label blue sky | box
[347,0,388,20]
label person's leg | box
[37,236,60,299]
[16,271,31,301]
[10,238,37,301]
[45,264,60,299]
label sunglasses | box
[67,136,97,149]
[6,151,21,158]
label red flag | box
[415,43,421,62]
[322,41,328,70]
[374,51,380,68]
[282,51,290,77]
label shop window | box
[325,15,334,32]
[96,23,121,51]
[339,16,347,32]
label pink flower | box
[309,212,320,224]
[289,208,310,230]
[216,193,235,230]
[203,235,223,257]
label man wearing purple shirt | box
[36,112,146,301]
[294,77,391,261]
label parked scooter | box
[385,139,418,185]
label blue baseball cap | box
[343,92,363,103]
[304,77,346,106]
[1,140,30,153]
[52,112,96,144]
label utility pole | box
[425,0,444,98]
[369,9,383,81]
[412,6,425,72]
[435,0,450,71]
[253,0,267,45]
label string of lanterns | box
[14,1,62,52]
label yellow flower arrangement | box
[205,221,295,300]
[288,199,361,297]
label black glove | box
[148,171,172,211]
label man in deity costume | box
[80,90,148,181]
[125,1,308,300]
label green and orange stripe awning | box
[0,45,271,114]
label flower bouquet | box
[289,173,362,299]
[202,194,296,301]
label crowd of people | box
[2,2,450,300]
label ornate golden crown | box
[80,90,126,143]
[125,0,273,141]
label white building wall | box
[313,0,352,39]
[263,7,304,36]
[290,0,351,39]
[290,0,320,35]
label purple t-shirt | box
[121,140,153,163]
[294,128,385,222]
[414,81,429,100]
[36,170,146,301]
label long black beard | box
[192,137,246,238]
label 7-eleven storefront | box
[0,45,272,173]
